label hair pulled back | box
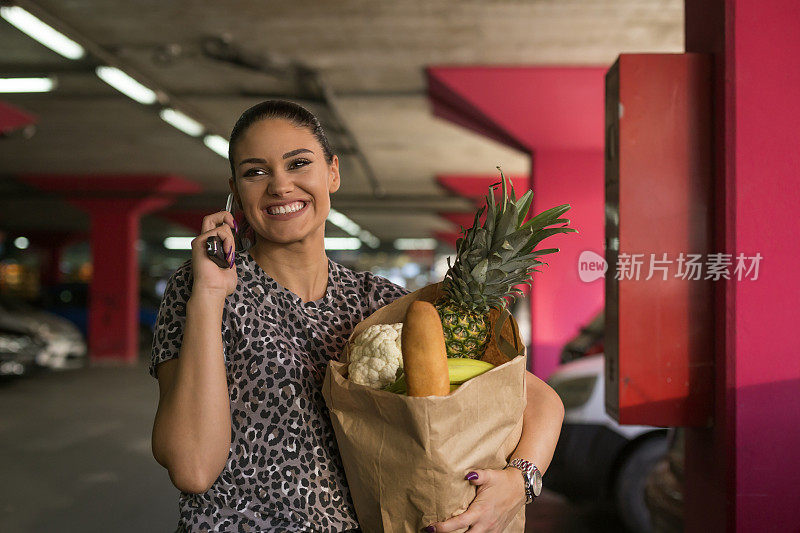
[228,99,334,179]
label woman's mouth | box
[263,200,309,219]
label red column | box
[20,175,201,362]
[685,0,800,530]
[83,202,141,361]
[530,150,604,379]
[427,67,606,380]
[25,231,85,287]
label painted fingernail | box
[424,527,435,533]
[465,471,478,481]
[233,219,239,233]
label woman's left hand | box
[426,468,527,533]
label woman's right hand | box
[190,210,238,299]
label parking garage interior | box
[1,1,799,532]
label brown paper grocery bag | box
[322,283,527,533]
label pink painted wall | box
[730,0,800,528]
[427,67,607,381]
[685,0,800,529]
[530,150,605,380]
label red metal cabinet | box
[604,54,714,427]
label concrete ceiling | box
[0,0,683,243]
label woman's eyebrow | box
[238,148,313,167]
[282,148,313,159]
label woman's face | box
[229,118,340,248]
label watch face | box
[531,467,543,497]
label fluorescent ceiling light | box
[394,238,437,250]
[0,6,85,60]
[359,230,380,249]
[13,236,30,249]
[160,108,204,137]
[204,134,229,158]
[163,237,193,250]
[328,208,380,248]
[324,237,362,250]
[95,66,157,104]
[0,77,56,93]
[327,208,361,235]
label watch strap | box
[505,458,539,504]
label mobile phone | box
[205,193,235,269]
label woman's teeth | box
[267,201,306,215]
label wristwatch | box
[505,458,543,504]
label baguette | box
[401,301,450,397]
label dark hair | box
[228,99,334,178]
[228,99,335,251]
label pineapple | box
[435,166,578,358]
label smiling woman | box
[149,99,410,532]
[227,103,339,260]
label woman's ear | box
[329,155,341,193]
[228,177,243,210]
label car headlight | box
[0,334,34,353]
[549,375,598,410]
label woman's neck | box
[248,237,330,304]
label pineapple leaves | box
[531,247,560,256]
[498,166,509,212]
[524,227,578,253]
[470,206,486,240]
[470,258,489,284]
[442,167,578,318]
[491,225,536,256]
[491,194,519,249]
[486,268,506,284]
[521,204,572,232]
[516,190,534,226]
[485,190,497,236]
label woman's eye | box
[242,160,308,177]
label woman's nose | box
[266,170,294,196]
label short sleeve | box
[363,271,412,316]
[149,259,193,378]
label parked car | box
[645,427,683,532]
[0,319,46,377]
[546,353,669,533]
[37,282,159,351]
[0,295,87,370]
[560,310,604,364]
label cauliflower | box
[348,323,403,389]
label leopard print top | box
[149,249,410,532]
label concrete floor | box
[0,361,623,533]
